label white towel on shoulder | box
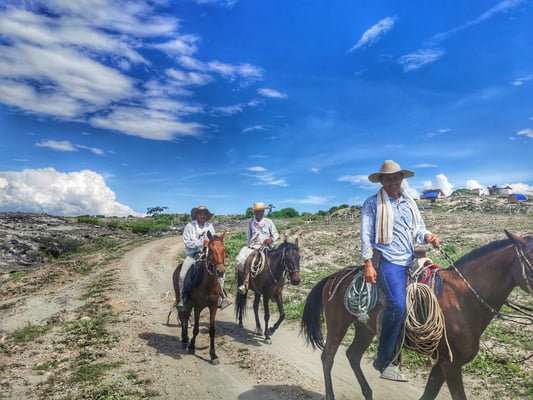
[375,188,420,244]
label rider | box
[178,205,231,311]
[360,160,439,382]
[237,202,280,294]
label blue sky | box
[1,0,532,217]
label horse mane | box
[454,238,512,267]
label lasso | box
[401,283,453,361]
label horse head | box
[281,238,301,286]
[505,230,533,294]
[207,230,226,278]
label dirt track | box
[2,236,460,399]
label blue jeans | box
[374,260,408,372]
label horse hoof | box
[264,338,272,344]
[255,329,263,336]
[181,342,188,349]
[188,346,195,355]
[211,358,220,365]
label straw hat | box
[253,202,272,211]
[190,205,214,221]
[368,160,415,183]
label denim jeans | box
[375,259,408,372]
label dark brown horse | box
[169,231,226,364]
[235,239,301,343]
[301,231,533,400]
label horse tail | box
[300,276,328,351]
[235,291,248,320]
[172,264,182,302]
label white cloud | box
[401,180,420,199]
[0,2,262,141]
[242,125,267,133]
[246,166,267,172]
[465,179,483,189]
[348,16,397,52]
[295,196,332,205]
[337,175,368,184]
[511,75,533,87]
[423,174,454,196]
[36,140,77,152]
[310,168,319,173]
[257,88,287,99]
[517,128,533,138]
[0,168,141,217]
[397,48,445,72]
[243,167,287,187]
[510,183,533,195]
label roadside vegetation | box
[1,199,532,399]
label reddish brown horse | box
[301,231,533,400]
[169,231,226,364]
[235,239,301,343]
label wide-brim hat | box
[253,202,272,211]
[191,205,214,221]
[368,160,415,183]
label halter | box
[514,244,533,294]
[203,237,225,277]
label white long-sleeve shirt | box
[247,217,279,249]
[183,220,215,256]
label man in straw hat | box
[178,205,230,311]
[236,201,280,294]
[360,160,439,381]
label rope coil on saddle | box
[344,270,378,322]
[402,283,452,361]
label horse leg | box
[346,326,375,400]
[442,362,467,400]
[321,323,349,400]
[266,293,285,338]
[208,305,219,365]
[180,311,189,349]
[253,292,263,336]
[262,295,272,344]
[188,307,201,355]
[420,363,445,400]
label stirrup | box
[238,284,248,295]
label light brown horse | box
[169,231,226,364]
[235,239,301,343]
[301,230,533,400]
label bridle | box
[203,237,225,277]
[513,243,533,294]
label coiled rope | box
[344,270,378,323]
[401,283,453,361]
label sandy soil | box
[2,235,459,400]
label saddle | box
[182,255,206,301]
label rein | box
[437,244,533,324]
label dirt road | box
[2,236,457,399]
[107,236,455,400]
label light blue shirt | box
[360,193,430,266]
[183,220,215,256]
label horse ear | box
[219,230,226,240]
[207,231,213,239]
[295,238,299,247]
[505,230,527,245]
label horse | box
[301,230,533,400]
[235,239,301,344]
[169,231,226,364]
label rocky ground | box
[0,198,532,400]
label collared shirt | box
[360,193,429,266]
[247,217,279,249]
[183,220,215,256]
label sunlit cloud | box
[294,196,333,205]
[517,128,533,138]
[242,125,267,133]
[0,168,141,216]
[36,140,76,152]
